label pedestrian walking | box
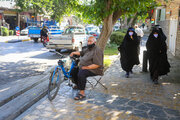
[146,28,170,84]
[141,23,145,29]
[118,27,140,78]
[135,25,144,53]
[135,25,144,42]
[155,25,167,41]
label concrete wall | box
[175,19,180,57]
[157,20,170,46]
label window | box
[156,9,161,21]
[160,8,166,21]
[65,27,84,34]
[156,8,166,21]
[65,28,70,34]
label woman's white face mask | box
[129,32,133,36]
[153,34,158,38]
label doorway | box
[169,20,178,55]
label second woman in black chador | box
[146,28,170,84]
[118,27,140,78]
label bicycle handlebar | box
[49,50,79,61]
[70,55,80,61]
[49,50,64,58]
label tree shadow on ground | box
[0,60,50,85]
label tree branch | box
[127,12,138,27]
[112,10,122,25]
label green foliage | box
[9,30,14,35]
[15,0,80,22]
[50,0,80,21]
[110,31,126,45]
[76,0,157,25]
[15,0,53,16]
[1,26,9,36]
[104,43,118,55]
[15,0,157,24]
[104,56,112,71]
[118,29,128,33]
[104,43,119,71]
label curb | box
[4,39,31,43]
[0,65,54,107]
[0,77,49,120]
[0,66,54,120]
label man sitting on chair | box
[70,36,104,100]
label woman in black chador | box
[155,25,167,41]
[146,28,170,84]
[118,27,140,78]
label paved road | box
[0,40,69,85]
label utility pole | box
[17,12,20,29]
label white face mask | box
[129,32,133,36]
[153,34,158,38]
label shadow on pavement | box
[0,60,50,85]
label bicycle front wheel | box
[48,68,62,101]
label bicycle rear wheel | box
[48,68,62,101]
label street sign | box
[16,30,20,36]
[15,26,20,31]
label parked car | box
[20,27,29,35]
[46,25,87,51]
[85,25,100,40]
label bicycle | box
[48,51,79,101]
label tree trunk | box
[127,18,134,27]
[96,0,122,51]
[127,12,137,27]
[16,12,20,28]
[97,14,113,51]
[131,15,138,27]
[123,16,128,28]
[97,13,122,51]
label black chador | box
[118,27,140,78]
[155,25,167,41]
[146,28,170,84]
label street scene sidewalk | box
[1,0,180,120]
[16,46,180,120]
[0,36,31,43]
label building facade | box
[153,0,180,57]
[0,0,33,31]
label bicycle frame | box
[51,66,60,83]
[51,59,77,83]
[60,60,76,79]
